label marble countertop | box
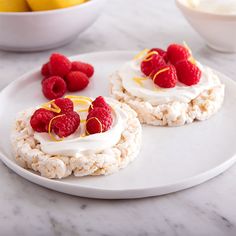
[0,0,236,235]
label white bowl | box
[176,0,236,53]
[0,0,106,52]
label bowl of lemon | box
[0,0,106,51]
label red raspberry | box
[89,96,111,112]
[71,61,94,78]
[41,62,50,77]
[51,111,80,138]
[41,77,48,85]
[42,76,67,100]
[30,108,55,133]
[65,71,89,92]
[167,44,191,65]
[86,108,113,134]
[151,65,177,88]
[53,98,74,114]
[141,54,166,77]
[175,60,201,86]
[49,53,72,77]
[150,48,168,62]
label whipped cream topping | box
[118,59,221,105]
[34,98,127,156]
[187,0,236,15]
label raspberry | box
[175,60,201,86]
[30,108,55,133]
[42,76,67,100]
[41,62,50,77]
[167,44,191,65]
[41,77,48,85]
[49,53,72,77]
[150,48,168,62]
[141,54,166,77]
[65,71,89,92]
[86,108,113,134]
[89,96,111,112]
[151,65,177,88]
[52,111,80,138]
[53,98,74,114]
[71,61,94,78]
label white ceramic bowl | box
[176,0,236,53]
[0,0,106,52]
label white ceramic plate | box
[0,51,236,199]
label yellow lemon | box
[27,0,87,11]
[0,0,30,12]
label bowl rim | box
[0,0,105,16]
[176,0,236,20]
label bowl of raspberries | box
[41,53,94,100]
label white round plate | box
[0,51,236,199]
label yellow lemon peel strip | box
[85,117,103,135]
[41,101,61,114]
[73,99,91,106]
[48,114,65,142]
[80,120,86,123]
[132,77,148,87]
[188,56,197,65]
[133,49,149,60]
[152,67,170,84]
[64,95,93,102]
[143,51,159,62]
[51,102,61,113]
[77,108,89,113]
[64,95,92,107]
